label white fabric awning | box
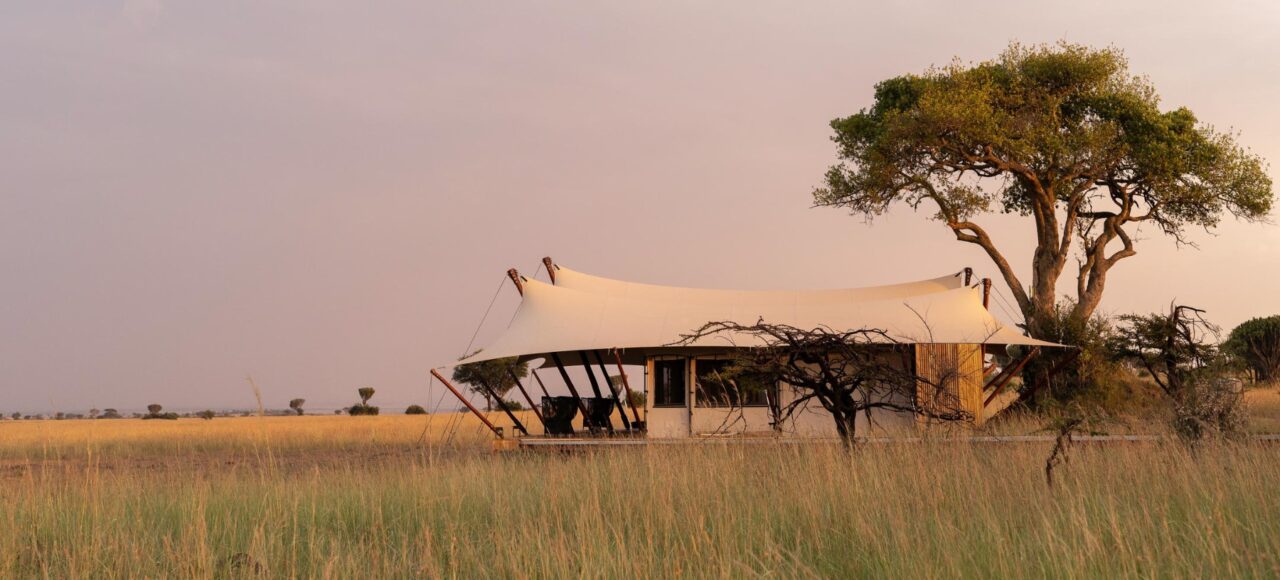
[446,267,1059,368]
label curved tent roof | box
[448,268,1058,368]
[551,266,968,303]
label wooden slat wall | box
[915,344,986,426]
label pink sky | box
[2,1,1278,413]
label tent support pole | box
[477,378,529,436]
[983,347,1040,408]
[508,368,545,429]
[430,369,503,439]
[577,351,615,434]
[542,257,557,284]
[530,368,551,398]
[551,353,596,433]
[612,350,644,426]
[590,351,631,431]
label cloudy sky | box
[2,1,1277,413]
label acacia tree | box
[452,355,529,411]
[676,321,970,448]
[289,398,306,416]
[816,43,1272,340]
[1224,316,1280,383]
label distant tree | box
[348,388,380,416]
[496,399,523,411]
[146,404,163,417]
[1224,316,1280,384]
[817,42,1273,401]
[452,355,529,411]
[10,412,19,420]
[101,408,121,419]
[1111,305,1245,442]
[54,412,65,420]
[333,409,343,415]
[289,398,306,416]
[676,321,970,448]
[88,408,100,419]
[405,404,428,415]
[197,410,216,420]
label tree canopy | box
[816,42,1272,338]
[451,355,529,411]
[1224,316,1280,383]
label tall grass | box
[1,414,1278,577]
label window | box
[695,359,774,408]
[653,359,687,407]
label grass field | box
[2,392,1279,578]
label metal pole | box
[577,351,615,434]
[477,378,529,436]
[508,367,545,428]
[589,351,631,431]
[530,368,551,398]
[611,350,644,425]
[430,369,503,439]
[551,352,596,433]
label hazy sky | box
[3,1,1278,414]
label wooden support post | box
[431,369,503,439]
[506,268,524,296]
[963,267,974,286]
[542,257,557,284]
[982,278,992,310]
[508,368,545,428]
[551,352,596,433]
[983,347,1040,408]
[612,349,644,426]
[590,351,631,431]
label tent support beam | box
[508,368,545,429]
[477,378,529,436]
[612,350,644,426]
[551,353,596,433]
[506,268,524,296]
[983,347,1040,408]
[578,351,615,434]
[542,257,557,284]
[430,369,503,439]
[530,369,551,398]
[591,351,631,431]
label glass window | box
[653,359,687,407]
[695,359,773,408]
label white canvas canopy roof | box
[447,266,1060,368]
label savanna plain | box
[4,390,1280,578]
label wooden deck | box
[513,433,1280,449]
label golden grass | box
[2,404,1279,577]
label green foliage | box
[817,42,1273,337]
[146,404,163,416]
[100,408,121,419]
[347,404,379,416]
[1224,316,1280,383]
[289,398,306,415]
[495,399,523,412]
[357,388,375,405]
[197,410,216,421]
[142,412,179,420]
[404,405,427,415]
[452,354,529,410]
[1110,305,1245,442]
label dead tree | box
[675,320,971,448]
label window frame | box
[652,358,688,408]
